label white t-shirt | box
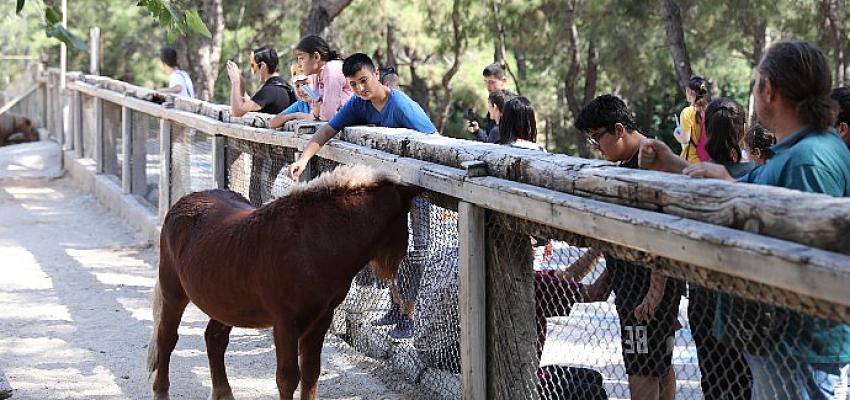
[169,69,195,98]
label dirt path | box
[0,178,407,399]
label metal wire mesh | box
[498,216,850,400]
[128,111,161,206]
[169,123,215,204]
[101,101,122,181]
[81,94,96,159]
[223,138,296,206]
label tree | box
[300,0,355,37]
[561,0,598,158]
[176,0,224,101]
[660,0,693,93]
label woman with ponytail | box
[294,35,353,121]
[674,75,711,164]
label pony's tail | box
[146,281,164,381]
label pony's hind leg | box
[205,319,234,400]
[272,320,301,400]
[298,313,334,400]
[147,281,189,400]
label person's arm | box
[579,267,613,302]
[226,61,261,117]
[638,138,690,173]
[270,112,313,129]
[555,248,603,282]
[156,85,182,94]
[674,108,694,145]
[288,123,340,178]
[634,270,667,322]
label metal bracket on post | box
[459,200,487,400]
[94,97,103,173]
[212,135,226,189]
[158,119,171,221]
[121,106,132,194]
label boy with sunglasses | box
[226,46,295,117]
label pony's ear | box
[397,183,425,205]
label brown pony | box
[147,165,421,400]
[0,113,38,146]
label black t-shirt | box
[606,143,685,309]
[251,76,294,115]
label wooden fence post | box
[121,106,132,194]
[159,119,172,221]
[72,91,82,157]
[459,196,487,398]
[213,135,226,189]
[131,114,148,196]
[94,97,103,173]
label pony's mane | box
[286,164,398,199]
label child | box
[744,123,776,166]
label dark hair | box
[688,75,711,128]
[744,123,776,159]
[704,98,745,164]
[488,90,514,112]
[758,40,837,132]
[252,46,279,73]
[575,94,638,133]
[830,86,850,127]
[159,47,179,68]
[483,63,507,80]
[498,96,537,144]
[295,35,342,61]
[342,53,376,77]
[379,66,399,86]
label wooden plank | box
[459,201,486,400]
[159,119,171,221]
[121,106,132,194]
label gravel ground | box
[0,177,410,400]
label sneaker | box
[371,304,402,326]
[388,315,414,339]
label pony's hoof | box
[153,393,170,400]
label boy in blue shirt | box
[288,53,436,179]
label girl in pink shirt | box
[294,35,353,121]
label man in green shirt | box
[641,40,850,400]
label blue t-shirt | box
[281,100,310,115]
[714,127,850,363]
[328,89,437,134]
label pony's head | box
[16,117,38,142]
[289,164,423,281]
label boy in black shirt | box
[573,95,684,400]
[226,46,294,116]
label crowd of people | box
[153,36,850,400]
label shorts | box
[616,294,681,377]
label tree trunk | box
[436,0,466,134]
[401,47,432,117]
[386,21,398,67]
[191,0,224,102]
[562,0,591,158]
[300,0,355,37]
[660,0,693,93]
[490,0,522,94]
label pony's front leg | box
[273,320,301,400]
[205,319,234,400]
[298,313,334,400]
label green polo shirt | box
[718,127,850,363]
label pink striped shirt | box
[310,60,353,121]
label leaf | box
[184,8,211,38]
[16,0,25,14]
[46,25,89,53]
[45,5,62,25]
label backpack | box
[266,78,298,108]
[686,108,711,162]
